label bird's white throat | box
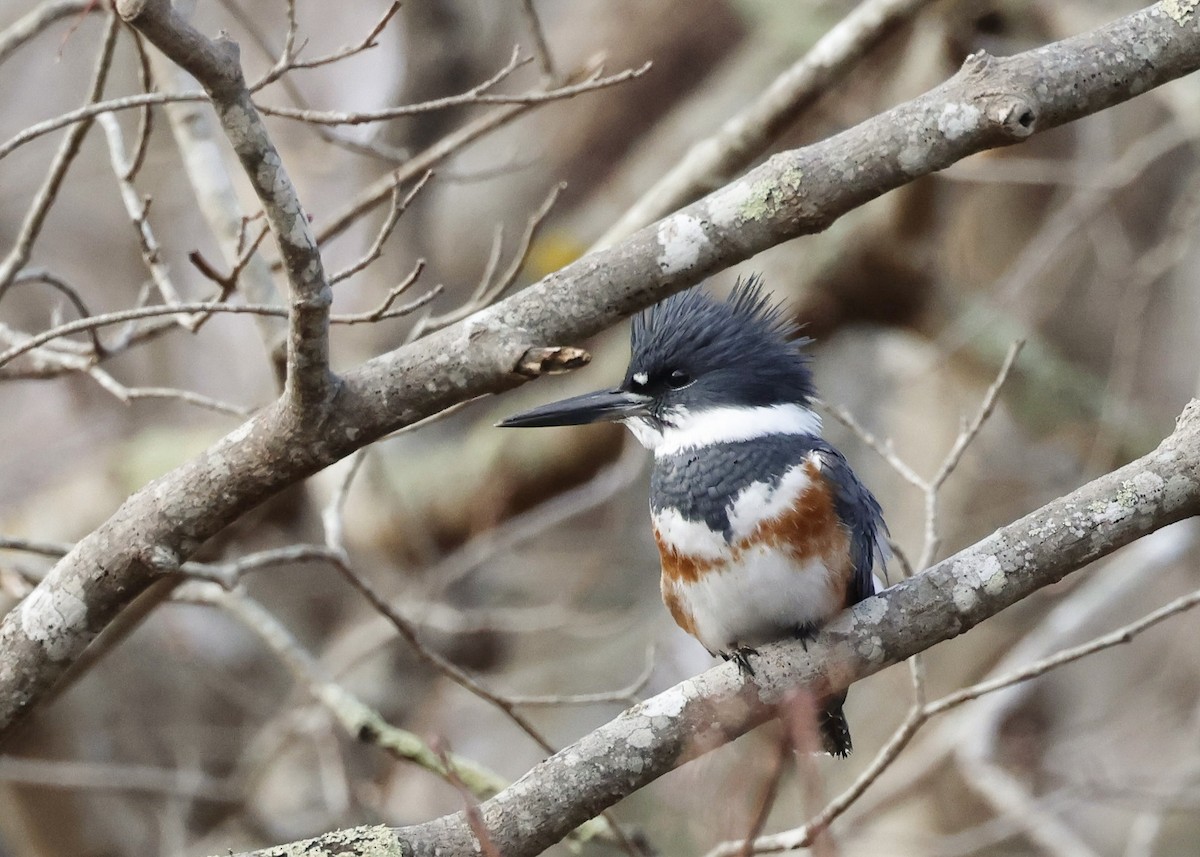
[623,402,821,456]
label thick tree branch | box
[226,401,1200,857]
[2,0,1198,757]
[116,0,333,411]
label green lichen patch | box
[740,167,805,222]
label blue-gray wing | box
[814,444,888,605]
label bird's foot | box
[792,622,820,651]
[722,645,759,677]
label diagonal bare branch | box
[226,400,1200,857]
[3,0,1199,784]
[117,0,334,413]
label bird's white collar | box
[624,403,821,457]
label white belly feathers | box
[653,459,844,653]
[671,545,842,653]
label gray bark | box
[1,0,1199,804]
[229,401,1200,856]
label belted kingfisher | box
[499,276,887,756]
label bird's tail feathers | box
[819,694,853,758]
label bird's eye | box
[667,369,692,389]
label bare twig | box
[408,182,565,340]
[179,581,509,799]
[0,289,463,371]
[124,29,155,180]
[259,52,650,126]
[931,340,1026,491]
[517,0,557,83]
[0,536,76,557]
[436,742,504,857]
[0,755,236,802]
[251,1,401,90]
[97,112,190,322]
[151,51,287,381]
[328,173,432,286]
[0,0,94,66]
[211,0,401,161]
[505,645,656,707]
[918,339,1025,572]
[0,10,120,300]
[7,269,104,356]
[0,90,207,163]
[738,731,790,857]
[824,339,1024,570]
[187,222,272,304]
[311,85,594,250]
[85,367,253,417]
[333,264,442,325]
[317,441,645,678]
[119,0,334,412]
[0,301,283,369]
[333,554,561,754]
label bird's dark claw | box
[792,623,819,651]
[722,645,759,677]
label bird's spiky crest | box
[628,275,816,408]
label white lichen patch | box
[655,214,708,274]
[626,727,655,749]
[285,215,309,248]
[1027,517,1057,539]
[706,179,756,228]
[21,580,88,661]
[979,554,1006,595]
[1166,473,1194,506]
[951,580,979,612]
[856,635,885,663]
[1090,472,1166,524]
[1089,499,1129,525]
[857,596,887,625]
[1131,471,1165,497]
[221,104,255,149]
[1164,0,1199,25]
[938,102,982,140]
[898,143,925,175]
[640,686,688,719]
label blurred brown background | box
[2,0,1200,855]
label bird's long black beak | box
[497,388,652,428]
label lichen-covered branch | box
[227,401,1200,857]
[2,0,1198,760]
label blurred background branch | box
[1,1,1200,856]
